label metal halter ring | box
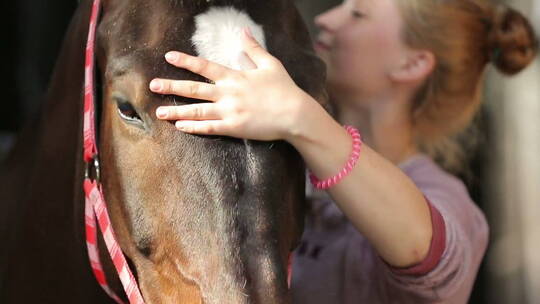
[84,156,101,182]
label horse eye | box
[115,98,143,124]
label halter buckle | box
[84,156,101,183]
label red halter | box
[83,1,293,303]
[83,1,145,303]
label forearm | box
[287,94,433,268]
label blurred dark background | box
[0,0,77,159]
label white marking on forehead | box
[192,6,267,71]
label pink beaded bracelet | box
[309,125,362,190]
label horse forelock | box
[192,6,266,70]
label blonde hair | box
[396,0,538,172]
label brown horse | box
[0,0,326,303]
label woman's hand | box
[150,28,312,141]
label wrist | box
[283,91,327,148]
[283,94,354,183]
[309,126,362,190]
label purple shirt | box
[291,154,489,303]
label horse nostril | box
[138,245,152,258]
[135,237,153,257]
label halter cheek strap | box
[83,1,145,303]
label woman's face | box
[314,0,408,104]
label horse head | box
[93,0,326,302]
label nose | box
[314,5,342,34]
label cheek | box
[369,18,406,70]
[327,25,403,87]
[329,36,361,74]
[326,36,383,89]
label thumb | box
[242,27,274,68]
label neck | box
[334,89,418,166]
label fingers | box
[156,103,221,121]
[174,120,229,135]
[150,79,218,101]
[241,27,279,68]
[164,51,231,81]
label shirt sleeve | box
[372,166,489,302]
[384,197,446,276]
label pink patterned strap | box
[83,0,100,162]
[85,180,127,304]
[85,180,146,304]
[309,125,362,190]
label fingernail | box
[165,52,178,62]
[156,108,167,118]
[150,79,162,91]
[175,121,185,130]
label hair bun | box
[488,4,538,75]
